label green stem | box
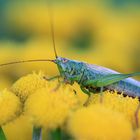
[48,128,61,140]
[48,128,73,140]
[0,126,6,140]
[32,127,42,140]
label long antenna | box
[0,59,54,67]
[47,1,58,58]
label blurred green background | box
[0,0,140,90]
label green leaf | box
[0,126,6,140]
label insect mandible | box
[0,3,140,99]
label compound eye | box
[62,58,68,63]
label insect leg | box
[43,75,62,92]
[83,79,97,86]
[65,69,86,85]
[43,75,60,81]
[64,74,83,85]
[83,79,105,102]
[80,86,91,106]
[80,86,91,96]
[100,86,104,103]
[51,80,66,92]
[88,87,98,93]
[68,75,80,81]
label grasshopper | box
[0,4,140,99]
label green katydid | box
[0,3,140,98]
[0,2,140,140]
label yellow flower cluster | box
[1,72,79,128]
[68,104,133,140]
[25,85,79,129]
[88,91,140,126]
[0,89,21,125]
[0,72,140,140]
[11,72,47,102]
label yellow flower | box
[3,115,32,140]
[0,89,22,125]
[68,104,133,140]
[11,72,47,102]
[135,128,140,140]
[25,84,79,129]
[88,91,139,126]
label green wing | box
[83,72,140,87]
[95,72,140,87]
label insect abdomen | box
[107,79,140,97]
[85,63,140,97]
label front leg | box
[43,75,60,81]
